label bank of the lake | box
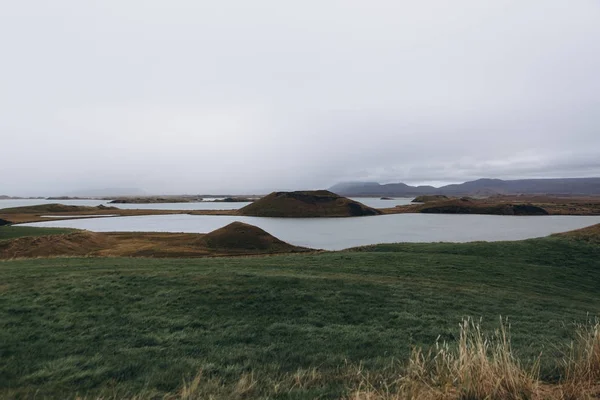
[21,213,600,250]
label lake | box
[0,197,413,211]
[21,213,600,251]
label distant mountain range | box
[329,178,600,197]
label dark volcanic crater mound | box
[238,190,381,217]
[200,222,307,252]
[420,202,549,216]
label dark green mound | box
[238,190,381,217]
[201,221,306,252]
[0,218,10,226]
[420,201,549,215]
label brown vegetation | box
[554,223,600,244]
[348,318,600,400]
[0,223,309,259]
[0,231,114,258]
[200,222,301,253]
[239,190,381,217]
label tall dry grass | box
[74,318,600,400]
[559,317,600,399]
[350,317,539,400]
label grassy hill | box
[200,221,304,253]
[238,190,381,217]
[1,235,599,398]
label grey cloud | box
[1,0,599,195]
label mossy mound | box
[200,222,305,252]
[412,195,449,203]
[238,190,381,217]
[0,218,11,226]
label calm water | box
[0,199,250,210]
[22,214,600,251]
[0,197,412,211]
[349,197,414,208]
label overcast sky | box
[1,1,599,195]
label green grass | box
[0,226,76,241]
[1,237,599,398]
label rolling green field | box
[0,226,76,241]
[1,236,599,398]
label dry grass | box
[349,318,540,400]
[0,225,309,260]
[347,318,600,400]
[559,318,600,399]
[555,224,600,244]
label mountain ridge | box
[329,177,600,196]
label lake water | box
[0,199,250,210]
[22,214,600,251]
[0,197,413,211]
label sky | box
[1,0,599,196]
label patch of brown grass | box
[554,224,600,244]
[349,318,600,400]
[0,224,310,260]
[349,318,539,400]
[559,318,600,399]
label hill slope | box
[199,221,305,252]
[238,190,381,217]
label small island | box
[412,195,449,203]
[109,197,203,204]
[238,190,381,217]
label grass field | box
[1,236,599,398]
[0,226,76,241]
